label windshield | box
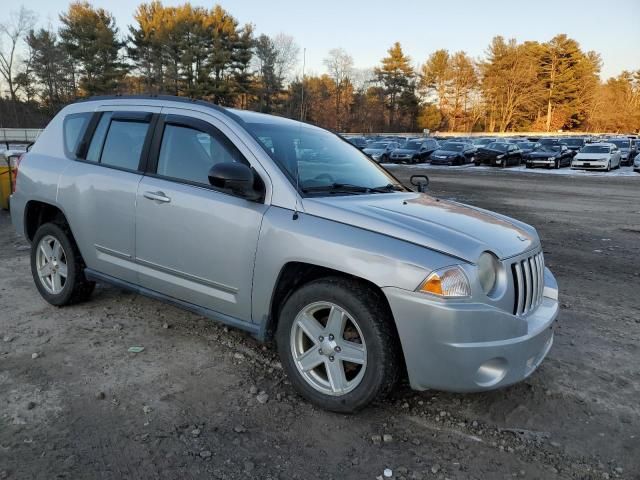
[581,145,610,154]
[367,142,388,149]
[401,141,423,150]
[517,142,535,149]
[563,138,584,146]
[473,138,493,145]
[486,143,508,152]
[441,143,464,152]
[244,121,401,195]
[610,140,629,149]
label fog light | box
[475,357,507,387]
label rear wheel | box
[31,222,95,306]
[276,277,401,413]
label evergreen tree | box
[59,1,126,96]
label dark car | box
[609,138,636,166]
[516,141,541,155]
[525,144,573,169]
[475,142,522,167]
[389,139,435,164]
[561,137,586,153]
[430,142,477,166]
[346,136,369,150]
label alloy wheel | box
[35,235,68,294]
[290,301,367,396]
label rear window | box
[63,112,92,157]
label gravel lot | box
[1,167,639,480]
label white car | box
[633,153,640,173]
[571,143,621,171]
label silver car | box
[571,143,621,171]
[10,96,559,412]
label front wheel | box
[31,222,95,306]
[276,277,401,413]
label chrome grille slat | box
[511,250,545,316]
[523,260,533,313]
[514,262,524,315]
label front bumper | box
[527,159,554,167]
[383,267,559,392]
[571,161,608,170]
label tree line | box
[0,1,639,132]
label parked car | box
[471,137,495,147]
[571,143,621,171]
[634,153,640,173]
[525,144,573,169]
[10,96,559,413]
[429,142,477,166]
[474,142,522,167]
[516,141,541,155]
[362,141,399,163]
[608,138,635,166]
[345,136,369,150]
[388,139,432,163]
[560,137,586,153]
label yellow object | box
[420,272,443,295]
[0,152,20,210]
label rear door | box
[134,110,269,321]
[58,107,159,283]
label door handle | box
[143,191,171,203]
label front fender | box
[251,206,463,328]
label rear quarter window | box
[63,112,92,158]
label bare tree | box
[0,6,36,101]
[272,33,299,85]
[324,47,354,129]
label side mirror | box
[208,162,262,201]
[410,175,429,193]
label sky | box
[12,0,640,79]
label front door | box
[134,112,268,321]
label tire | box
[607,161,611,172]
[276,277,401,413]
[31,222,95,306]
[554,160,559,169]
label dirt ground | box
[1,167,639,480]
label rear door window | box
[84,112,151,171]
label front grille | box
[511,251,545,316]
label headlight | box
[477,252,500,296]
[418,266,470,298]
[496,154,504,159]
[548,157,556,161]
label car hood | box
[574,153,609,160]
[477,148,504,156]
[391,149,418,155]
[527,151,556,158]
[302,193,539,262]
[432,149,460,156]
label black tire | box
[554,160,559,169]
[276,277,401,413]
[30,222,95,306]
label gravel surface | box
[1,168,638,479]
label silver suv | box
[11,96,559,412]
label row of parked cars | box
[346,134,639,172]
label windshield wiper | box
[302,183,372,194]
[368,183,404,193]
[302,183,402,195]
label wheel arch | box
[264,262,400,345]
[24,200,70,242]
